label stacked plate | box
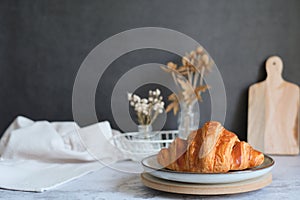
[141,154,274,195]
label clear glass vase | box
[138,124,153,137]
[136,124,160,149]
[136,124,158,140]
[178,100,200,139]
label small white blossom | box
[142,110,149,115]
[135,106,142,112]
[127,93,132,100]
[141,98,148,104]
[156,89,161,95]
[133,95,140,102]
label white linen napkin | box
[0,116,124,192]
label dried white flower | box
[128,88,165,125]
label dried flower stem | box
[193,71,199,89]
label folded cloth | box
[0,116,124,192]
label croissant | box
[157,121,264,173]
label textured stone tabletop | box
[0,155,299,200]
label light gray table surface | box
[0,155,299,200]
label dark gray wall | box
[0,0,299,140]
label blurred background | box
[0,0,299,140]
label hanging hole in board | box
[273,62,276,66]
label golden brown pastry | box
[157,121,264,173]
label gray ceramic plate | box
[141,154,274,184]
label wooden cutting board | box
[141,172,272,195]
[248,56,299,155]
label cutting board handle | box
[265,56,284,83]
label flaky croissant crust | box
[157,121,264,173]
